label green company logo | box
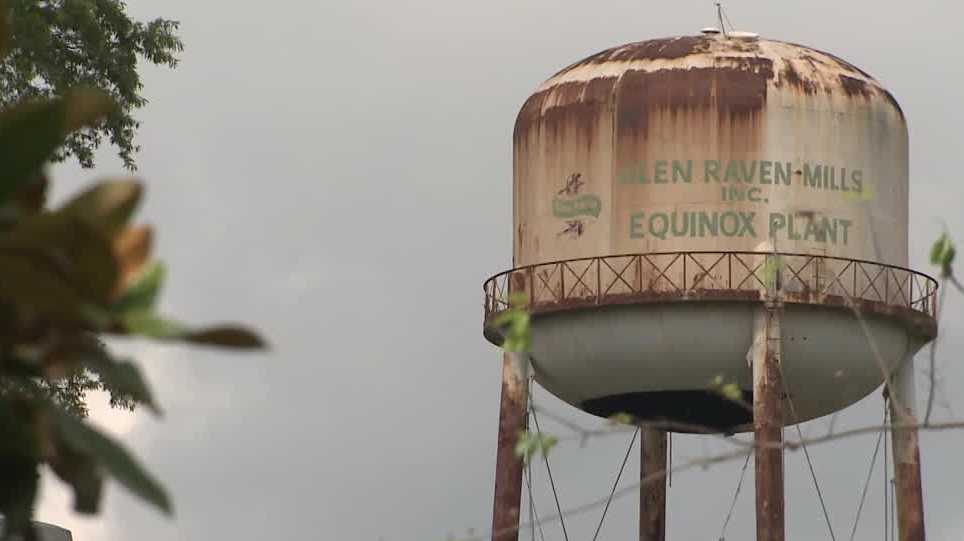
[553,173,601,238]
[553,194,601,219]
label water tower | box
[483,31,938,541]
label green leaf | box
[47,441,102,514]
[0,90,113,205]
[113,261,165,314]
[930,233,955,277]
[185,326,267,349]
[761,255,783,290]
[111,226,153,299]
[607,412,636,426]
[51,407,172,515]
[493,308,530,353]
[513,431,558,463]
[61,180,143,237]
[118,311,267,350]
[121,311,186,340]
[719,383,742,402]
[709,375,745,404]
[514,430,538,461]
[0,211,119,307]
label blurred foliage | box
[930,232,955,278]
[493,292,530,352]
[709,374,743,403]
[0,5,263,539]
[0,0,183,169]
[607,412,636,426]
[514,430,557,464]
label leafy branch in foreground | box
[0,0,184,169]
[0,15,264,541]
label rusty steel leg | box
[639,427,667,541]
[753,302,785,541]
[491,351,530,541]
[889,353,925,541]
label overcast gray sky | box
[27,0,964,539]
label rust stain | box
[780,62,818,95]
[514,77,614,146]
[780,41,873,78]
[516,37,908,146]
[614,65,769,140]
[838,75,874,99]
[552,36,714,77]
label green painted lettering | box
[704,160,720,183]
[760,161,773,184]
[852,170,863,193]
[654,161,668,183]
[803,216,824,242]
[649,213,669,239]
[699,212,718,237]
[672,160,692,183]
[768,213,786,239]
[740,160,758,183]
[630,212,646,238]
[803,163,822,188]
[775,162,792,185]
[720,211,740,236]
[824,217,837,244]
[840,219,852,244]
[724,160,741,183]
[671,211,689,236]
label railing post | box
[596,258,602,304]
[682,254,687,292]
[853,262,858,299]
[908,274,914,310]
[728,253,733,289]
[885,268,890,305]
[560,263,566,302]
[636,256,643,293]
[528,267,534,307]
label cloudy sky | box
[28,0,964,539]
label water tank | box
[484,34,938,431]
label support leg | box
[753,303,785,541]
[639,427,667,541]
[889,352,925,541]
[491,352,530,541]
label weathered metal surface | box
[490,352,529,541]
[753,303,785,541]
[639,427,667,541]
[512,35,908,271]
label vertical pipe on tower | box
[753,300,785,541]
[491,351,530,541]
[639,427,667,541]
[889,351,925,541]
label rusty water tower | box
[483,31,937,541]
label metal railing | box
[483,251,938,323]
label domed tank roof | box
[515,34,903,142]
